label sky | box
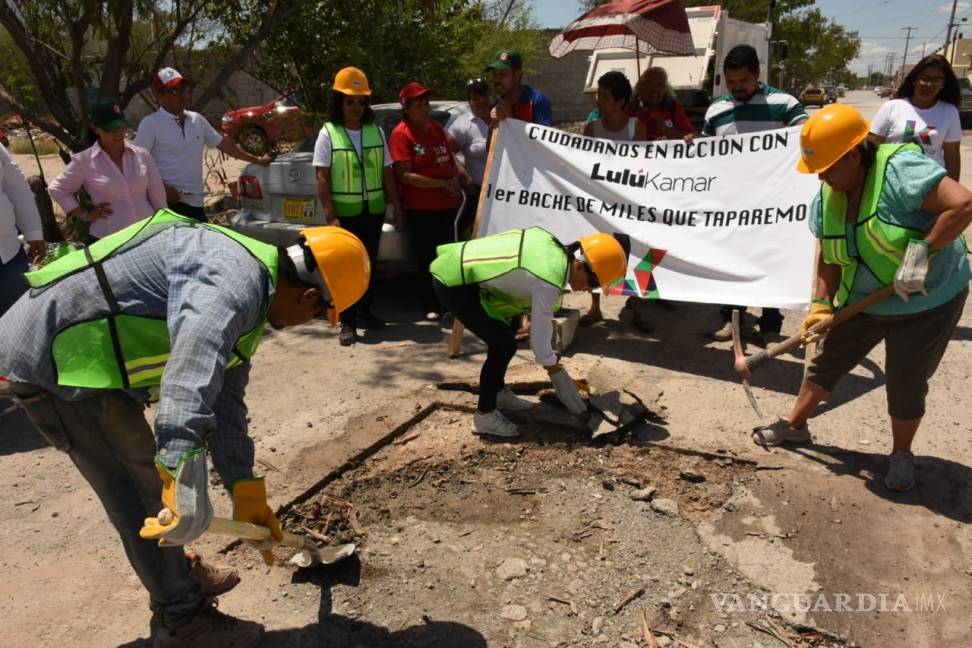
[531,0,972,77]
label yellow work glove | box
[232,477,283,566]
[140,448,213,546]
[800,300,834,346]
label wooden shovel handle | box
[207,517,308,550]
[745,284,896,372]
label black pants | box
[338,212,383,327]
[719,305,783,332]
[434,279,516,412]
[409,208,459,313]
[167,201,207,222]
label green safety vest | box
[821,143,927,308]
[325,122,386,217]
[25,209,279,390]
[430,227,569,321]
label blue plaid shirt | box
[0,224,274,487]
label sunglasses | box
[344,97,368,106]
[467,77,487,88]
[161,85,191,95]
[916,75,945,87]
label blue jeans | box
[12,384,203,626]
[0,248,29,317]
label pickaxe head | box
[731,309,764,419]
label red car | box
[220,93,316,154]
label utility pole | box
[945,0,959,52]
[922,42,927,58]
[901,27,917,70]
[866,63,873,86]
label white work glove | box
[894,239,930,303]
[139,448,214,546]
[549,367,588,416]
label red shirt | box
[639,101,695,141]
[389,119,460,211]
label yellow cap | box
[332,67,372,96]
[797,104,870,174]
[579,233,627,289]
[300,226,370,325]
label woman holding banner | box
[580,72,649,332]
[754,104,972,492]
[431,228,627,438]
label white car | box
[231,100,470,275]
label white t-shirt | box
[311,123,392,169]
[446,112,489,186]
[133,108,224,207]
[481,269,564,366]
[870,98,962,169]
[0,145,43,264]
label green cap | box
[485,49,523,72]
[88,97,133,131]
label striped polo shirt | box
[702,83,808,136]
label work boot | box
[884,451,915,492]
[153,599,264,648]
[712,320,734,341]
[751,418,810,447]
[496,387,534,412]
[472,410,521,438]
[188,554,241,597]
[358,312,386,331]
[339,324,357,346]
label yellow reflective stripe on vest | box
[861,218,906,267]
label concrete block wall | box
[527,31,594,124]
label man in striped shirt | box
[700,44,809,342]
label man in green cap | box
[486,48,552,126]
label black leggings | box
[338,212,384,326]
[433,279,516,412]
[409,208,459,312]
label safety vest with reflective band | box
[430,227,569,321]
[325,122,386,217]
[820,143,927,308]
[24,209,279,390]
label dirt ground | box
[1,92,971,647]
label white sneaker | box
[472,410,521,438]
[425,311,441,321]
[496,387,534,412]
[751,418,810,447]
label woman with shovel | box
[753,104,972,492]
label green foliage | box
[239,0,546,110]
[578,0,611,12]
[9,136,60,155]
[684,1,859,93]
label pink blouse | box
[48,141,166,239]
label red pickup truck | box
[220,93,317,154]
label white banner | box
[479,120,821,309]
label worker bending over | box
[431,227,627,437]
[0,210,370,647]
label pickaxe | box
[731,284,896,417]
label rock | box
[496,558,529,581]
[591,616,605,635]
[630,486,657,501]
[566,578,584,595]
[714,624,726,633]
[500,604,528,621]
[679,470,706,483]
[651,498,680,516]
[529,558,547,569]
[617,642,639,648]
[682,565,694,576]
[655,636,673,647]
[601,479,615,491]
[389,536,400,546]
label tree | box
[579,0,611,11]
[0,1,299,151]
[684,1,858,92]
[238,0,546,112]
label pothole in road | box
[238,403,849,648]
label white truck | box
[583,5,773,129]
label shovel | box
[151,508,355,568]
[207,517,356,568]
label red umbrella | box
[548,0,694,60]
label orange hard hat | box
[797,104,870,174]
[295,226,370,325]
[332,67,372,96]
[579,233,627,289]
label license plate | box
[281,197,316,222]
